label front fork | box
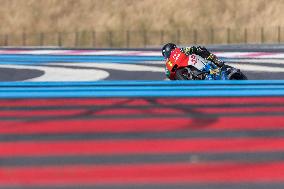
[221,67,229,80]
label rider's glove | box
[214,59,225,68]
[207,54,224,68]
[190,46,224,68]
[191,46,211,59]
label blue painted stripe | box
[1,85,284,92]
[0,54,162,60]
[0,55,164,65]
[0,80,283,98]
[0,54,268,65]
[0,80,284,87]
[0,89,284,99]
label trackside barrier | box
[0,80,284,98]
[0,27,283,48]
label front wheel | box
[229,72,248,80]
[225,65,248,80]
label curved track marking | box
[0,65,109,81]
[48,62,165,72]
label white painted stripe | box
[215,52,249,58]
[142,61,164,65]
[56,51,284,58]
[255,54,284,58]
[148,59,284,65]
[24,50,70,55]
[227,63,284,72]
[61,50,133,55]
[228,59,284,64]
[59,51,162,56]
[0,49,283,58]
[0,65,109,81]
[48,62,165,72]
[216,52,284,59]
[50,62,284,73]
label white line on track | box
[227,59,284,64]
[227,63,284,72]
[48,63,165,72]
[50,62,284,73]
[0,65,110,81]
[1,50,284,58]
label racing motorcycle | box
[166,54,247,80]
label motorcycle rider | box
[162,43,224,80]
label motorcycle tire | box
[175,68,192,80]
[225,65,248,80]
[229,72,248,80]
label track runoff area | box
[0,47,284,189]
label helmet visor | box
[163,50,171,59]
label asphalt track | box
[0,46,284,81]
[0,47,284,189]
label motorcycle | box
[167,54,247,80]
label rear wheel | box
[175,68,192,80]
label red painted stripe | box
[0,98,132,107]
[157,97,284,105]
[0,109,86,117]
[1,138,284,157]
[0,116,283,134]
[0,118,192,134]
[93,106,284,115]
[240,52,275,58]
[94,108,183,115]
[1,162,284,185]
[195,106,284,114]
[0,106,282,117]
[0,97,283,107]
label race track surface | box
[0,48,283,81]
[0,48,284,189]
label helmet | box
[162,43,177,59]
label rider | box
[162,43,224,80]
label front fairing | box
[167,49,189,72]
